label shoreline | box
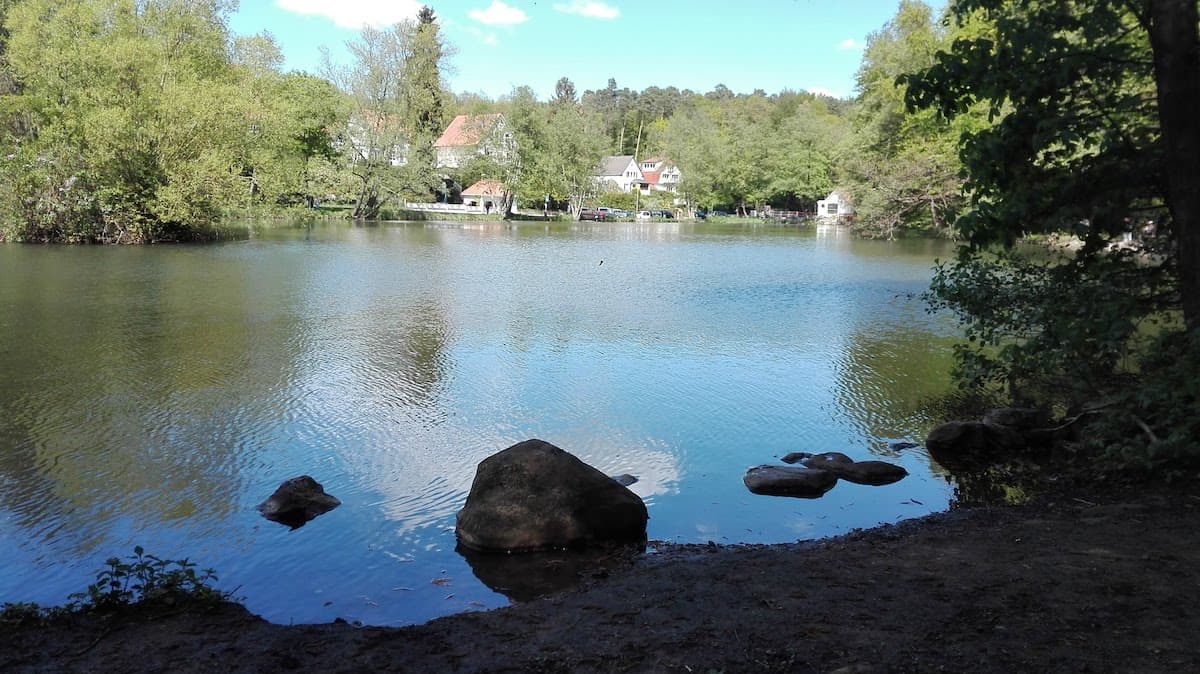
[5,479,1198,673]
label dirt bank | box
[4,481,1199,673]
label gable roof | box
[462,179,506,197]
[596,155,638,177]
[435,114,504,148]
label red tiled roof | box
[643,170,662,185]
[462,179,506,197]
[435,114,503,148]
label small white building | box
[595,155,647,193]
[815,190,854,221]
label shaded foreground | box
[5,483,1199,673]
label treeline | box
[0,0,978,242]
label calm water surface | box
[0,221,959,626]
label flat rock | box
[830,460,908,486]
[456,439,649,553]
[743,465,838,498]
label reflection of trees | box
[367,296,452,409]
[0,248,304,553]
[834,326,958,446]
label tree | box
[552,76,577,107]
[843,0,969,238]
[325,22,415,219]
[400,5,450,199]
[904,0,1200,467]
[1146,0,1200,330]
[1,0,247,242]
[905,0,1200,327]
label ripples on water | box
[0,222,959,626]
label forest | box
[2,0,1199,469]
[0,0,973,242]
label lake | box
[0,220,960,626]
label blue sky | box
[229,1,912,100]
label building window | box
[827,203,839,215]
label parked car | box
[653,210,675,219]
[635,210,652,221]
[579,208,609,221]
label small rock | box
[257,476,340,528]
[796,452,854,469]
[610,474,638,487]
[743,465,838,498]
[831,460,908,486]
[888,441,919,451]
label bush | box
[67,546,225,611]
[925,242,1199,471]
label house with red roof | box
[638,157,682,194]
[461,179,508,213]
[434,113,514,169]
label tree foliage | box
[0,0,348,241]
[907,0,1200,468]
[842,0,976,239]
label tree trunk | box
[1147,0,1200,331]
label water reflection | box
[0,223,960,625]
[457,542,645,602]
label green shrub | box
[67,546,225,611]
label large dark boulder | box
[925,421,1027,471]
[455,439,649,553]
[743,465,839,498]
[257,476,341,528]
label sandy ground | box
[4,478,1199,673]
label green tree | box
[1,0,246,242]
[400,5,450,199]
[326,22,415,219]
[905,0,1200,467]
[843,0,970,238]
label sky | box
[228,1,913,100]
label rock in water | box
[743,465,839,498]
[795,452,855,469]
[456,439,649,552]
[925,421,1026,471]
[257,476,341,528]
[830,460,909,486]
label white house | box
[434,113,514,169]
[346,110,408,167]
[638,157,682,193]
[815,190,854,221]
[595,155,647,193]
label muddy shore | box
[4,480,1199,673]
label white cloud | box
[838,38,861,50]
[553,1,620,20]
[464,25,501,46]
[468,1,529,26]
[276,0,422,29]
